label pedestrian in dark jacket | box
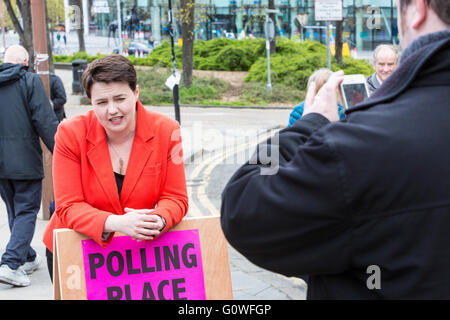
[0,45,58,287]
[50,73,67,122]
[221,0,450,299]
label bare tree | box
[73,0,86,52]
[4,0,56,72]
[179,0,195,88]
[45,0,55,73]
[4,0,35,69]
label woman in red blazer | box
[43,55,188,279]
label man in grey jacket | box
[366,44,400,95]
[0,45,58,287]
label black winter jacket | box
[221,30,450,299]
[50,73,67,122]
[0,63,58,179]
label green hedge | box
[246,39,374,90]
[53,38,373,91]
[53,51,108,63]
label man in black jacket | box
[0,45,58,287]
[221,0,450,299]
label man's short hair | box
[399,0,450,26]
[81,54,137,99]
[373,44,401,64]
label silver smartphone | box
[340,74,370,109]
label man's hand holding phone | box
[303,70,345,123]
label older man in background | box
[366,44,401,95]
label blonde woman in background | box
[288,68,345,127]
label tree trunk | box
[268,0,276,54]
[335,20,343,65]
[180,0,195,88]
[45,0,55,73]
[4,0,35,70]
[73,0,86,52]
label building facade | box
[87,0,398,52]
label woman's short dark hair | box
[82,54,137,99]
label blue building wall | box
[93,0,398,52]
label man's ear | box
[411,0,428,29]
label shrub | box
[246,40,374,91]
[54,52,107,63]
[144,40,182,68]
[193,38,265,71]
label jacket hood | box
[0,63,26,87]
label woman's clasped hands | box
[104,207,166,242]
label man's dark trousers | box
[0,179,41,270]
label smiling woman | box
[42,55,189,283]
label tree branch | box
[4,0,24,40]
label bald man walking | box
[0,45,58,287]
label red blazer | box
[43,102,188,252]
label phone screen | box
[342,83,368,108]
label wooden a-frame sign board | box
[53,216,233,300]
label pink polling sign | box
[81,229,205,300]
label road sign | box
[314,0,343,21]
[296,13,309,27]
[93,0,109,13]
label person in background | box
[0,45,58,287]
[366,44,401,95]
[42,55,189,281]
[148,35,155,49]
[288,68,345,127]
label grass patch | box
[241,81,305,105]
[136,67,303,106]
[136,68,230,105]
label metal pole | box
[116,0,123,53]
[168,0,181,124]
[30,0,53,220]
[265,11,278,93]
[82,0,88,37]
[64,0,70,34]
[265,26,272,92]
[326,23,331,69]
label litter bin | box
[72,59,87,94]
